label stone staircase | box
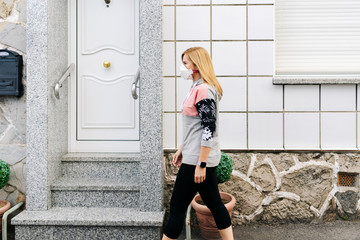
[12,153,164,239]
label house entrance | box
[69,0,140,152]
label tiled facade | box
[162,0,359,150]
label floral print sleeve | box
[195,98,217,147]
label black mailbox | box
[0,49,23,96]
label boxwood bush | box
[216,152,233,184]
[0,160,10,189]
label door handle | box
[132,68,140,99]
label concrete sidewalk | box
[179,221,360,240]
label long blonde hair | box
[182,47,223,99]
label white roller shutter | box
[275,0,360,77]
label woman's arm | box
[178,144,182,153]
[172,144,183,167]
[194,96,217,183]
[194,146,210,183]
[198,146,210,163]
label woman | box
[163,47,234,240]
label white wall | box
[162,0,358,150]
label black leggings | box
[164,163,231,239]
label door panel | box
[81,0,135,55]
[80,76,135,127]
[75,0,139,143]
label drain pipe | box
[2,202,24,240]
[185,204,192,240]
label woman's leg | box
[198,167,233,240]
[219,226,234,240]
[163,164,198,240]
[162,235,175,240]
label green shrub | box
[216,152,233,184]
[0,160,10,189]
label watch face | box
[200,162,206,168]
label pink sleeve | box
[194,84,208,104]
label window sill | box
[273,75,360,85]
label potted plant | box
[191,152,236,240]
[0,159,11,234]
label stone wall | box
[164,151,360,225]
[0,0,27,206]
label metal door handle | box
[132,68,140,99]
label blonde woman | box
[163,47,234,240]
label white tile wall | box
[321,112,356,149]
[248,77,282,111]
[176,0,209,4]
[176,6,210,40]
[248,41,273,75]
[176,42,211,76]
[176,78,193,112]
[321,85,356,111]
[162,1,358,150]
[219,113,247,149]
[177,113,183,147]
[248,0,274,3]
[358,85,360,111]
[162,6,174,40]
[163,113,176,149]
[163,0,174,4]
[248,5,273,40]
[212,6,246,40]
[213,0,247,4]
[212,42,246,76]
[218,77,246,111]
[163,42,175,76]
[163,78,175,112]
[248,113,283,149]
[285,113,319,149]
[358,112,360,149]
[284,85,319,111]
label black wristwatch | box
[197,161,207,168]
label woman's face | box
[182,54,198,71]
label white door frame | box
[68,0,140,152]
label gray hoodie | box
[180,79,221,167]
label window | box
[273,0,360,84]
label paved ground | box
[179,221,360,240]
[7,220,360,239]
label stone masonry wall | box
[0,0,27,206]
[164,151,360,225]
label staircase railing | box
[54,63,75,99]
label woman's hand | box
[172,150,183,167]
[194,165,206,183]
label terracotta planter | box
[0,200,10,234]
[191,192,236,240]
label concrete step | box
[51,177,140,208]
[61,153,140,181]
[12,207,164,240]
[61,152,140,162]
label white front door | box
[69,0,140,152]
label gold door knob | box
[103,61,111,68]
